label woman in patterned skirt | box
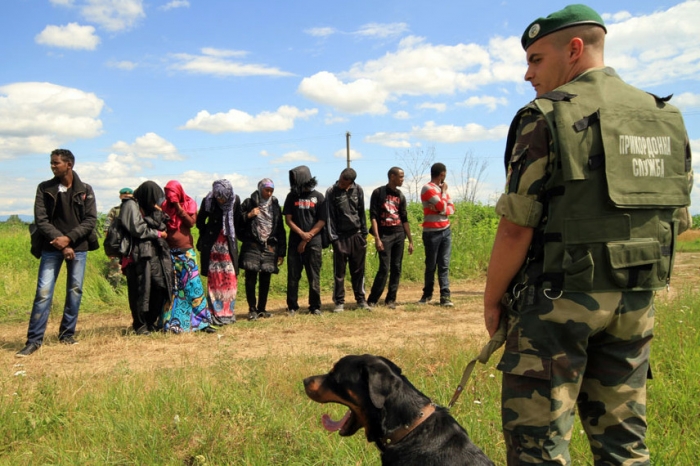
[196,179,240,325]
[160,180,214,333]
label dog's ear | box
[366,359,402,409]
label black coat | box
[236,191,286,274]
[196,195,240,276]
[32,171,98,255]
[120,199,173,303]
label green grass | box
[1,296,698,464]
[1,210,699,464]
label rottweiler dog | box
[303,354,493,465]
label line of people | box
[17,155,456,357]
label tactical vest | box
[506,67,691,293]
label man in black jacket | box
[17,149,97,357]
[324,168,369,312]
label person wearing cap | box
[483,4,692,464]
[103,187,133,288]
[236,178,286,320]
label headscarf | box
[133,181,164,216]
[202,179,236,239]
[254,178,274,242]
[162,180,197,231]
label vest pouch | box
[606,239,662,289]
[562,248,594,291]
[599,107,690,208]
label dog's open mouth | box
[321,410,361,436]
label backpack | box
[103,216,130,257]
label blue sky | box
[2,0,699,216]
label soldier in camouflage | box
[483,5,692,465]
[104,187,132,288]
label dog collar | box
[379,403,437,448]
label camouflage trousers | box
[497,286,654,466]
[106,256,123,288]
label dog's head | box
[303,354,430,444]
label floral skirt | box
[207,231,238,324]
[161,248,212,333]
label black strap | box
[539,90,577,102]
[588,153,605,171]
[574,110,600,132]
[647,92,673,104]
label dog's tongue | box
[321,410,351,432]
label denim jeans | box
[422,228,452,299]
[26,249,87,345]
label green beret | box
[119,187,133,195]
[522,4,606,50]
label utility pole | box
[346,131,351,168]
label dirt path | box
[2,253,698,380]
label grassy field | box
[0,207,698,465]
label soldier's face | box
[524,34,570,97]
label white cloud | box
[417,102,447,112]
[305,27,336,37]
[81,0,145,32]
[364,132,412,148]
[160,0,189,11]
[605,1,700,87]
[459,95,509,112]
[35,23,100,50]
[170,48,294,77]
[412,121,508,143]
[363,121,508,148]
[0,82,104,158]
[674,92,700,110]
[334,148,362,160]
[50,0,76,6]
[271,150,318,164]
[355,22,409,39]
[324,113,348,125]
[110,132,184,161]
[298,35,524,115]
[180,105,318,134]
[298,71,389,115]
[602,11,633,23]
[393,110,410,119]
[106,60,137,70]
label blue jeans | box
[422,228,452,299]
[26,250,87,345]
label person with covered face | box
[120,181,173,335]
[196,179,241,325]
[283,165,326,316]
[160,180,214,333]
[236,178,286,320]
